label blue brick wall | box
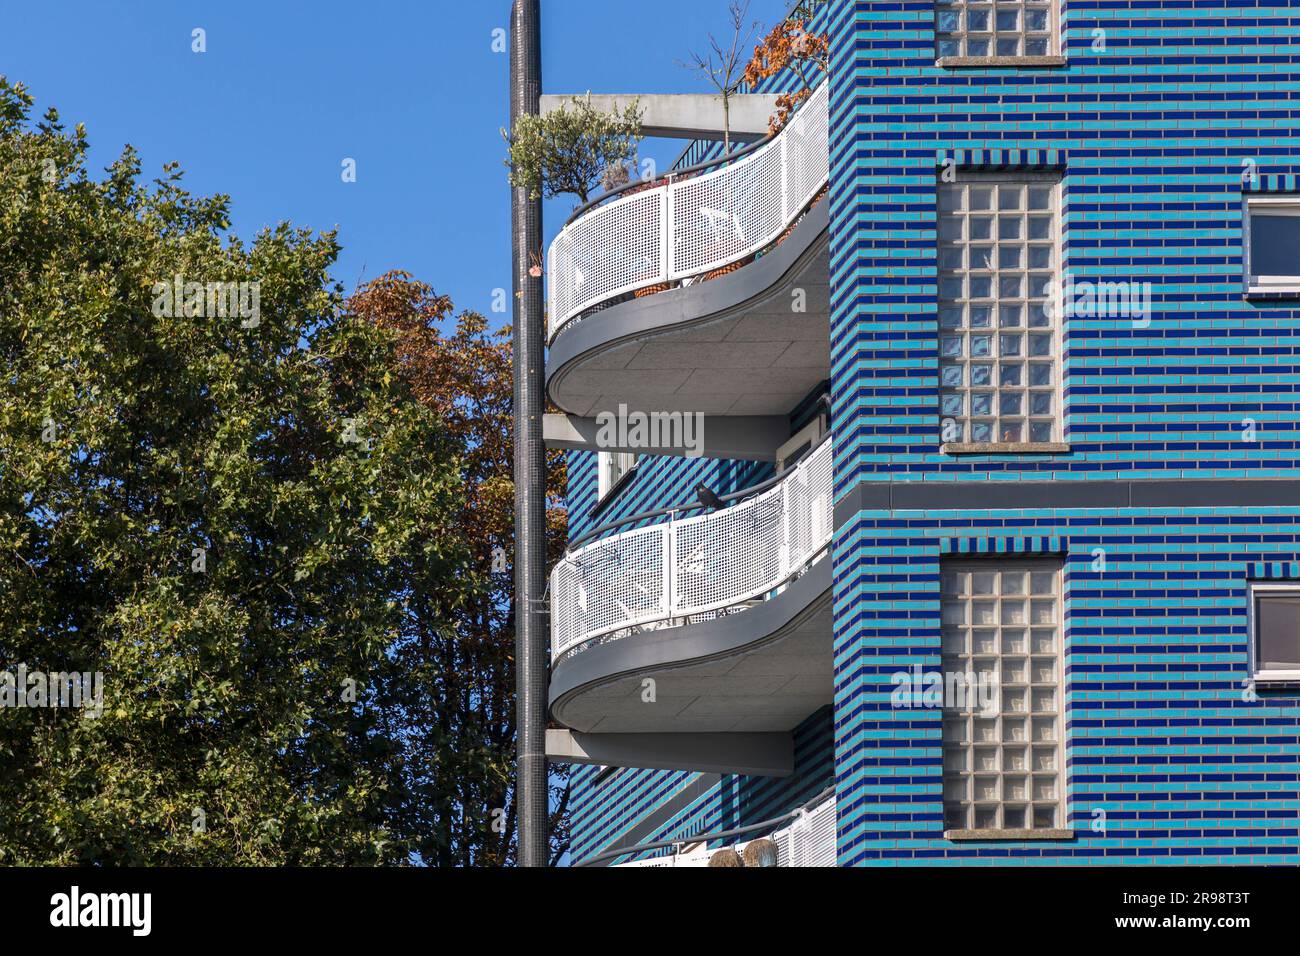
[564,451,771,540]
[827,0,1300,486]
[833,510,1300,865]
[568,707,834,864]
[829,0,1300,865]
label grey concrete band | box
[834,477,1300,530]
[547,729,795,777]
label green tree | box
[347,272,570,866]
[0,78,477,864]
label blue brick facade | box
[560,0,1300,867]
[827,0,1300,864]
[567,706,833,863]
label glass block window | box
[935,1,1057,58]
[941,560,1065,833]
[938,176,1062,445]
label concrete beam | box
[538,93,780,142]
[547,729,794,777]
[544,412,787,462]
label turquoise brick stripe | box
[1245,174,1300,193]
[1251,561,1300,581]
[936,148,1067,169]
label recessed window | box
[935,0,1058,60]
[1249,584,1300,683]
[942,560,1065,835]
[597,451,639,503]
[1245,198,1300,295]
[938,175,1063,448]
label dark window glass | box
[1256,594,1300,671]
[1250,213,1300,279]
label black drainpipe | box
[510,0,548,868]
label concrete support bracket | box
[538,93,781,141]
[543,412,789,462]
[547,728,794,777]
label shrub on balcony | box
[503,96,643,205]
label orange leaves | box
[742,18,829,134]
[346,270,568,574]
[770,90,813,135]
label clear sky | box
[2,0,792,322]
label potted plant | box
[502,95,644,207]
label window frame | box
[934,0,1066,68]
[936,170,1068,455]
[596,450,640,505]
[1244,197,1300,296]
[1247,582,1300,684]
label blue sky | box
[2,0,791,322]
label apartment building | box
[540,0,1300,866]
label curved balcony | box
[548,436,834,737]
[545,84,830,429]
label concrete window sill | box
[1246,288,1300,302]
[945,829,1075,842]
[936,56,1067,69]
[1254,673,1300,686]
[941,442,1071,456]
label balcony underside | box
[549,557,833,738]
[546,201,830,420]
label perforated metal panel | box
[548,189,664,339]
[669,137,785,278]
[547,82,829,341]
[672,486,784,617]
[782,83,830,221]
[550,524,668,660]
[773,793,837,867]
[784,440,833,572]
[551,438,834,662]
[613,846,711,867]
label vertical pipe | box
[510,0,549,867]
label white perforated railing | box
[550,437,833,663]
[547,82,829,342]
[771,791,837,867]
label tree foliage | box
[503,96,643,205]
[0,78,551,864]
[346,272,570,865]
[743,17,830,133]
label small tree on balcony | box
[681,0,762,155]
[503,96,643,206]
